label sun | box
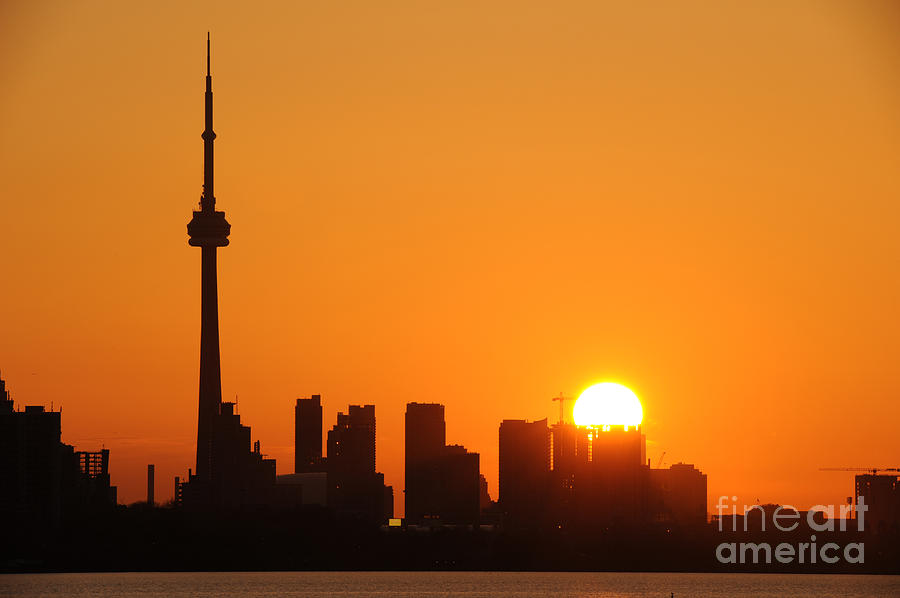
[572,382,643,428]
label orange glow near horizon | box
[1,2,900,517]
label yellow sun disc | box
[572,382,643,428]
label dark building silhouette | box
[551,422,581,474]
[1,396,63,525]
[856,474,900,534]
[405,402,445,523]
[581,425,646,525]
[190,401,284,508]
[66,447,116,514]
[328,405,376,476]
[276,471,328,506]
[325,404,392,523]
[436,445,481,525]
[493,416,709,531]
[295,395,324,473]
[147,464,155,506]
[479,473,493,513]
[648,462,707,524]
[499,418,550,526]
[277,395,327,505]
[546,422,588,526]
[405,403,446,459]
[0,373,116,529]
[550,424,649,527]
[404,402,480,526]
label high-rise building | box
[436,445,481,525]
[405,402,446,522]
[541,422,659,529]
[326,404,391,522]
[295,395,324,473]
[208,402,278,508]
[648,462,708,524]
[856,474,900,534]
[551,422,579,475]
[0,374,116,530]
[405,403,445,461]
[590,425,644,471]
[404,402,481,525]
[327,405,376,477]
[545,422,586,527]
[0,400,63,525]
[577,425,646,525]
[499,418,550,525]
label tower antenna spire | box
[200,33,216,211]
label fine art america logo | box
[714,496,867,565]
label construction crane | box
[656,451,667,469]
[552,392,571,425]
[820,467,900,476]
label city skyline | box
[2,1,900,515]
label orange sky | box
[1,1,899,515]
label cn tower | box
[187,34,230,482]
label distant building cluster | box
[499,418,706,530]
[175,391,705,531]
[0,373,116,530]
[176,394,393,523]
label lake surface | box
[1,571,898,598]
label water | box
[1,571,898,598]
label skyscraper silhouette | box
[499,418,550,525]
[404,403,481,525]
[648,462,707,524]
[187,34,230,482]
[295,395,324,473]
[327,405,376,477]
[325,404,392,522]
[405,403,446,522]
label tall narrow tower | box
[187,34,230,482]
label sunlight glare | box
[572,382,643,428]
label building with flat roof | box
[0,373,116,529]
[499,418,550,526]
[295,395,324,473]
[856,474,900,534]
[405,403,481,525]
